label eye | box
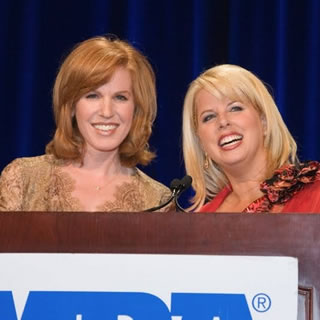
[115,94,129,101]
[202,113,216,123]
[85,92,99,99]
[230,105,243,112]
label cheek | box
[75,101,93,124]
[75,111,85,127]
[253,118,265,137]
[197,128,214,151]
[74,109,91,135]
[74,103,85,121]
[124,105,135,125]
[197,124,214,140]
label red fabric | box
[200,161,320,213]
[282,180,320,213]
[200,186,229,212]
[200,181,320,213]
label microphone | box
[144,175,192,212]
[173,175,192,212]
[169,178,181,195]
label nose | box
[99,98,114,118]
[218,113,230,129]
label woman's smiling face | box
[75,67,135,157]
[196,88,267,172]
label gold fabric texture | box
[0,155,172,212]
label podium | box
[0,211,319,319]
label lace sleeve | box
[158,188,175,212]
[0,159,24,211]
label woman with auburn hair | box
[183,64,320,213]
[0,36,171,212]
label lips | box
[92,123,118,132]
[219,134,243,147]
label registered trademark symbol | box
[252,293,271,312]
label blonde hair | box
[46,36,156,167]
[182,64,298,210]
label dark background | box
[1,0,319,207]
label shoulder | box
[130,168,173,212]
[283,180,320,213]
[134,168,171,195]
[199,186,231,212]
[1,154,59,178]
[0,155,61,211]
[266,161,320,213]
[2,154,57,169]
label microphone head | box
[170,178,181,190]
[180,175,192,191]
[169,175,193,197]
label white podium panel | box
[0,254,297,320]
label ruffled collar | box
[244,161,320,212]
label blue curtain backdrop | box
[1,0,320,206]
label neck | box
[74,149,130,177]
[223,160,268,202]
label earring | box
[204,153,209,170]
[261,116,267,136]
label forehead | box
[109,67,132,85]
[195,89,234,112]
[96,67,133,92]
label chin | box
[220,158,247,169]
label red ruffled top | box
[200,161,320,213]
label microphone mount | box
[171,175,192,212]
[144,175,192,212]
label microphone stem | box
[174,195,187,212]
[143,193,175,212]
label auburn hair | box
[46,36,157,167]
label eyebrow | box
[116,90,131,94]
[92,88,132,96]
[198,100,241,117]
[198,109,215,117]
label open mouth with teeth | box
[219,134,243,147]
[92,124,118,132]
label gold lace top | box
[0,155,172,212]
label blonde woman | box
[183,64,320,213]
